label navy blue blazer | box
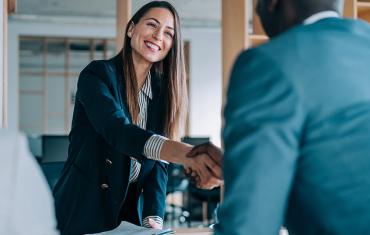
[53,53,168,235]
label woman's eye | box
[147,22,157,28]
[166,32,174,38]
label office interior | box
[1,0,369,234]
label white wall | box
[8,16,222,145]
[183,28,222,145]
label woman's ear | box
[127,22,135,38]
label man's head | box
[256,0,344,37]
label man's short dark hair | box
[293,0,344,17]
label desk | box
[88,222,212,235]
[173,228,212,235]
[90,223,287,235]
[173,228,288,235]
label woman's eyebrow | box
[145,17,175,31]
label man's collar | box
[303,11,340,25]
[140,72,153,100]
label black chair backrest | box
[181,136,210,146]
[40,162,65,189]
[40,135,69,189]
[42,135,69,163]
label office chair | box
[165,163,190,227]
[40,135,69,189]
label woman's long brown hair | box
[121,1,187,140]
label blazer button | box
[100,183,109,189]
[105,158,113,165]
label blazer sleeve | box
[215,49,305,235]
[76,61,153,160]
[142,161,168,219]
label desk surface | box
[173,228,212,235]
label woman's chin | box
[144,56,164,63]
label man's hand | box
[184,142,224,189]
[183,153,223,190]
[159,140,223,189]
[187,142,223,177]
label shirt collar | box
[140,72,153,100]
[303,11,340,25]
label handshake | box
[183,142,224,190]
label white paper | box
[87,221,163,235]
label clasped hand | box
[183,142,224,190]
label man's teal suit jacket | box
[217,18,370,235]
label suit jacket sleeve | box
[216,49,305,235]
[142,161,168,219]
[77,61,153,160]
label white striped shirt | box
[128,72,167,228]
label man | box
[216,0,370,234]
[0,131,59,235]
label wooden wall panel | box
[357,1,370,21]
[8,0,15,13]
[116,0,131,52]
[222,0,249,103]
[344,0,357,18]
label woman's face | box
[128,7,175,64]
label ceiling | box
[16,0,222,27]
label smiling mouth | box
[144,41,161,51]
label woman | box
[53,1,221,234]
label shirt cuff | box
[143,134,168,161]
[142,215,163,228]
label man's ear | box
[267,0,280,12]
[127,21,135,38]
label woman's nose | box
[152,30,163,41]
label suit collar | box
[303,11,340,25]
